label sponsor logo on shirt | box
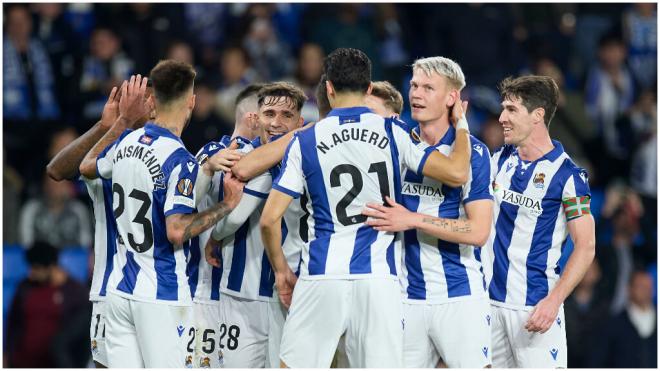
[401,181,444,202]
[494,184,543,215]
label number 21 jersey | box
[274,107,429,279]
[97,123,199,305]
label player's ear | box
[297,115,304,128]
[366,82,373,96]
[189,94,196,111]
[326,80,335,99]
[446,89,457,108]
[533,107,545,125]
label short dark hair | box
[26,241,59,267]
[149,59,196,105]
[316,74,331,119]
[370,81,404,115]
[257,82,307,112]
[324,48,371,94]
[498,75,559,127]
[235,83,268,107]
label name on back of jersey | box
[113,143,166,190]
[316,127,390,154]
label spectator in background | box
[623,3,657,89]
[597,184,645,315]
[215,46,257,123]
[3,148,24,245]
[564,259,610,367]
[242,4,294,81]
[79,27,133,124]
[291,43,324,123]
[5,241,88,368]
[183,3,228,69]
[584,33,635,182]
[534,57,596,172]
[375,4,410,85]
[3,5,60,121]
[182,81,233,154]
[19,172,91,249]
[165,39,210,83]
[588,270,657,368]
[32,3,81,122]
[479,114,504,154]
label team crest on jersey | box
[139,135,153,145]
[177,178,194,197]
[91,340,99,355]
[533,173,545,189]
[185,355,193,368]
[200,357,211,368]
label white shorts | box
[280,278,404,368]
[491,304,567,368]
[267,290,287,368]
[105,293,194,368]
[217,293,270,367]
[90,301,108,366]
[193,301,222,368]
[402,297,492,368]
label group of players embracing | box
[47,47,595,368]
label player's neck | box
[154,111,187,137]
[418,116,450,146]
[517,131,554,162]
[330,93,366,109]
[232,125,256,141]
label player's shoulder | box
[469,136,490,159]
[491,143,516,159]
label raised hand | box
[118,74,150,125]
[450,95,469,127]
[100,85,121,129]
[207,141,244,173]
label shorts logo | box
[185,355,193,368]
[556,317,561,327]
[550,348,559,360]
[482,347,488,357]
[91,340,99,355]
[218,350,224,366]
[177,178,194,196]
[200,356,211,368]
[533,173,545,189]
[486,315,491,326]
[401,319,405,331]
[177,325,185,337]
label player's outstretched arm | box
[363,196,492,246]
[47,87,122,180]
[421,99,471,187]
[166,172,245,246]
[525,214,595,333]
[260,189,297,308]
[231,130,295,181]
[79,75,150,179]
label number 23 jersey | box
[97,123,199,305]
[274,107,429,280]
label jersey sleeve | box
[272,134,304,198]
[96,129,132,179]
[389,121,427,174]
[561,165,592,221]
[164,153,199,217]
[463,140,494,204]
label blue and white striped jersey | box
[274,106,429,280]
[97,123,199,305]
[83,176,118,302]
[208,137,275,302]
[401,125,493,304]
[187,135,233,304]
[482,140,591,309]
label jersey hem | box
[489,299,534,311]
[403,292,488,305]
[107,289,193,306]
[299,273,398,281]
[219,288,279,303]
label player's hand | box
[206,141,244,173]
[450,95,469,127]
[118,74,150,125]
[100,85,121,129]
[275,269,298,309]
[362,196,416,232]
[525,295,561,333]
[204,238,222,268]
[222,171,245,210]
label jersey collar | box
[326,106,373,118]
[144,122,183,144]
[411,124,456,148]
[514,140,565,163]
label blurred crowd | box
[2,3,657,368]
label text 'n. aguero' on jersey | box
[273,106,431,280]
[401,125,493,304]
[97,123,199,305]
[482,140,591,309]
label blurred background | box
[2,3,657,368]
